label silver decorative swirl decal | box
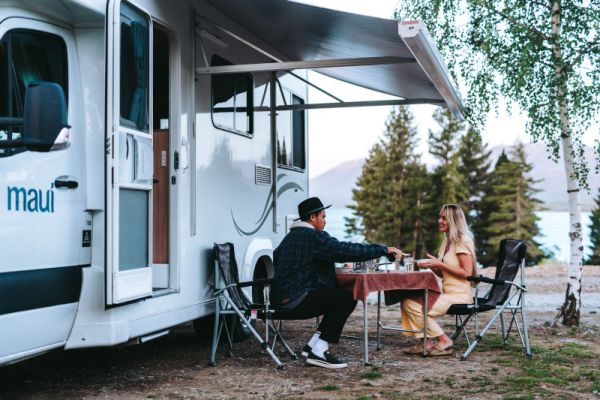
[231,176,304,236]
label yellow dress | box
[400,240,473,338]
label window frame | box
[276,88,306,172]
[210,54,254,138]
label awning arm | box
[195,56,415,75]
[211,98,445,114]
[288,71,344,103]
[257,98,444,111]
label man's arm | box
[313,231,399,263]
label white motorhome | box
[0,0,463,366]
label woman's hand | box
[418,254,443,270]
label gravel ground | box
[1,265,598,400]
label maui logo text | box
[7,184,55,213]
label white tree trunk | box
[551,0,583,326]
[557,136,583,326]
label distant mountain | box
[310,142,599,211]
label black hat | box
[295,197,331,221]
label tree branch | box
[569,41,600,68]
[473,0,552,42]
[528,0,552,11]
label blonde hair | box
[437,204,477,277]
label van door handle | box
[54,178,79,189]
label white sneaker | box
[306,350,348,369]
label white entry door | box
[106,0,154,304]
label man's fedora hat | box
[295,197,331,220]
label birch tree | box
[397,0,600,326]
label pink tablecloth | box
[336,270,441,310]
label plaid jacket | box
[271,222,388,306]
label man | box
[271,197,403,369]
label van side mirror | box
[23,82,69,152]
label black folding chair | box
[209,243,297,370]
[447,239,532,360]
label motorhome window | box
[276,90,305,170]
[211,55,253,136]
[0,30,68,157]
[120,2,149,132]
[291,94,306,169]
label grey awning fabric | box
[203,0,463,117]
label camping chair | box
[209,242,297,369]
[447,239,532,360]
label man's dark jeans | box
[283,288,357,343]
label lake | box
[325,208,593,263]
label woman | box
[401,204,476,356]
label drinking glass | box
[353,261,366,272]
[404,257,414,272]
[366,259,377,273]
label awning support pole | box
[270,72,277,233]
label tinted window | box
[277,90,305,170]
[0,30,68,157]
[120,2,149,132]
[211,55,253,135]
[291,94,305,169]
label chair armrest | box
[467,275,505,285]
[237,278,275,288]
[467,275,527,292]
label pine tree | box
[483,144,547,265]
[457,127,493,262]
[346,106,433,257]
[584,188,600,265]
[428,108,466,205]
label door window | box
[0,30,68,157]
[119,3,149,132]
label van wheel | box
[193,315,253,343]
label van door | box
[0,19,86,364]
[106,0,154,304]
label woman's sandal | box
[428,343,454,356]
[402,345,425,355]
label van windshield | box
[0,29,68,157]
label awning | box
[199,0,464,119]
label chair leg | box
[269,320,298,360]
[450,313,473,342]
[520,303,532,357]
[462,320,471,347]
[223,316,235,357]
[210,298,222,366]
[226,300,284,369]
[500,312,508,345]
[450,315,461,341]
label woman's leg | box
[401,298,446,339]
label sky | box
[295,0,598,179]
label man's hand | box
[387,247,404,260]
